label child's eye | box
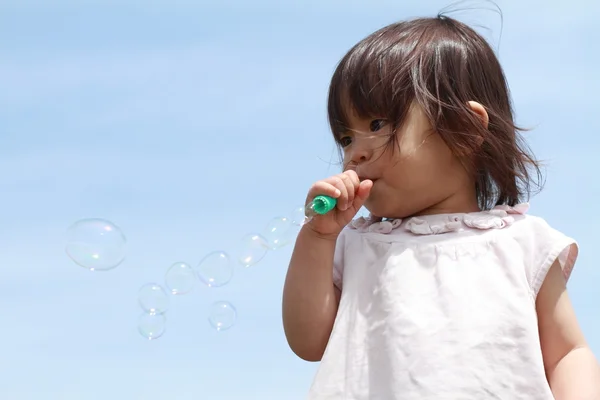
[339,136,352,147]
[369,119,386,132]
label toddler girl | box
[282,14,600,400]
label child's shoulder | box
[505,211,578,288]
[505,209,574,247]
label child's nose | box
[349,145,372,164]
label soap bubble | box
[138,283,169,314]
[290,205,307,226]
[164,262,196,295]
[138,312,166,340]
[65,218,126,271]
[197,251,233,288]
[237,233,268,267]
[355,206,371,220]
[262,216,294,250]
[208,300,237,331]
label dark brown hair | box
[327,15,542,209]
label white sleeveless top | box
[308,204,578,400]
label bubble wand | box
[305,195,337,220]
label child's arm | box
[537,260,600,399]
[282,227,341,362]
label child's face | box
[342,103,476,219]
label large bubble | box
[65,218,126,271]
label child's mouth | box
[360,177,377,183]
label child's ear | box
[467,101,489,129]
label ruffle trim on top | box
[348,203,530,236]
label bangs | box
[327,25,419,141]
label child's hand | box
[304,170,373,238]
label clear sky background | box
[0,0,598,399]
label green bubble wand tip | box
[305,195,337,218]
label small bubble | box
[262,216,294,250]
[138,283,169,314]
[208,300,237,331]
[197,251,233,288]
[355,206,371,220]
[290,205,307,226]
[164,262,196,295]
[138,312,166,340]
[237,234,268,267]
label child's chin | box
[363,201,390,220]
[365,200,410,221]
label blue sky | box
[0,1,597,399]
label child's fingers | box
[352,179,373,209]
[336,173,358,210]
[342,169,361,188]
[342,170,361,206]
[307,172,361,212]
[307,181,342,204]
[327,176,349,210]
